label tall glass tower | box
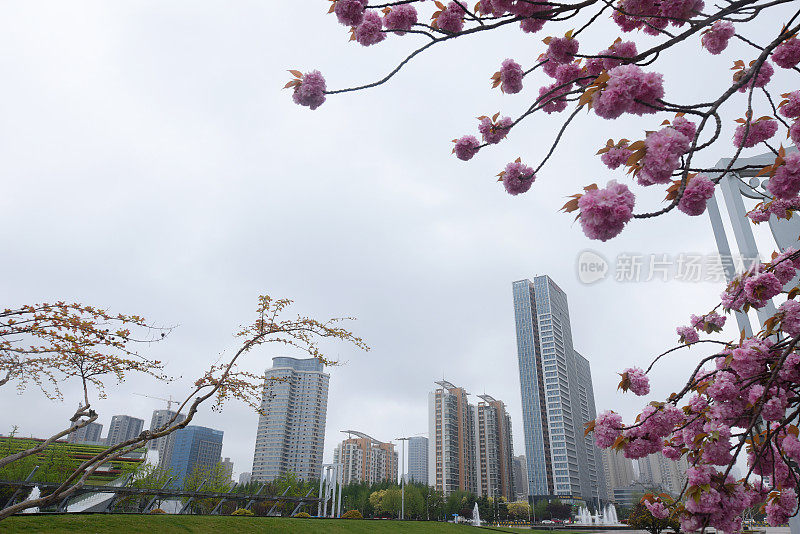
[512,276,606,504]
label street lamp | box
[396,437,410,520]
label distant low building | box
[239,471,252,485]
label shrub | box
[149,508,166,514]
[231,508,255,516]
[293,511,312,518]
[341,509,363,519]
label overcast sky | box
[2,2,794,480]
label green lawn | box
[0,515,602,533]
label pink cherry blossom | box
[743,272,782,307]
[598,40,638,70]
[677,325,699,344]
[780,300,800,338]
[671,116,697,139]
[592,64,664,120]
[453,135,480,161]
[646,500,669,519]
[773,37,800,69]
[624,366,650,395]
[554,63,582,85]
[594,410,623,448]
[767,153,800,199]
[538,83,571,113]
[701,20,735,54]
[737,60,774,92]
[792,120,800,146]
[436,2,466,33]
[780,91,800,118]
[355,11,386,46]
[733,118,778,148]
[292,70,327,110]
[383,4,417,35]
[638,127,690,185]
[334,0,368,26]
[577,180,636,241]
[678,175,714,216]
[601,146,632,169]
[502,160,536,195]
[478,116,512,144]
[499,59,524,94]
[690,311,726,331]
[546,36,579,64]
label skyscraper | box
[163,425,224,487]
[333,431,398,484]
[512,455,529,501]
[148,409,186,461]
[251,356,329,482]
[407,436,429,485]
[67,422,103,444]
[105,415,144,447]
[512,276,606,503]
[600,447,635,501]
[428,380,477,496]
[474,395,515,500]
[638,451,689,496]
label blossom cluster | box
[577,180,636,241]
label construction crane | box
[133,393,177,411]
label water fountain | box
[473,502,481,527]
[22,486,40,513]
[604,504,619,525]
[577,506,592,524]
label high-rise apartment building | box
[600,448,635,501]
[163,425,224,487]
[512,276,607,503]
[333,431,398,484]
[474,395,515,500]
[407,436,429,484]
[67,422,103,444]
[512,455,529,501]
[251,357,329,482]
[148,409,186,461]
[105,415,144,447]
[638,451,689,496]
[239,472,252,485]
[428,380,477,496]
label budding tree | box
[0,296,366,519]
[290,0,800,529]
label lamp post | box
[396,437,410,520]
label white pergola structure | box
[317,463,343,518]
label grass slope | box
[0,515,539,534]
